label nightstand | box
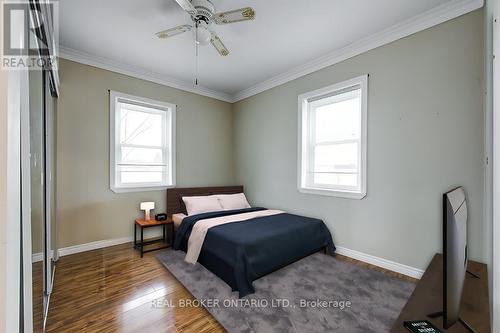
[134,217,174,257]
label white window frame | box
[297,75,368,199]
[109,91,176,193]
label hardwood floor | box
[37,244,416,332]
[42,243,224,333]
[33,261,44,332]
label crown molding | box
[59,0,483,104]
[58,46,233,103]
[232,0,484,102]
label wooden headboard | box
[166,186,244,215]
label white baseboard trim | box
[58,236,133,257]
[32,237,424,279]
[335,246,425,280]
[32,252,43,263]
[32,236,133,263]
[32,250,55,263]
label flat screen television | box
[443,186,468,327]
[428,187,477,332]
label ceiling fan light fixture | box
[194,21,211,45]
[158,0,255,58]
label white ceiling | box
[59,0,476,100]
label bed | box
[167,186,336,297]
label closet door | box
[30,69,57,331]
[44,70,57,293]
[29,66,45,331]
[25,1,60,331]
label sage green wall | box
[57,59,234,248]
[233,10,485,270]
[57,10,486,271]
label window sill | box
[110,185,174,194]
[298,187,366,200]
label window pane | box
[299,77,366,196]
[314,91,361,143]
[120,147,163,165]
[314,143,358,173]
[121,171,163,184]
[118,165,166,184]
[313,173,358,187]
[120,104,164,147]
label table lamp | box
[140,202,155,221]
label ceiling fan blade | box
[156,24,192,39]
[173,0,197,16]
[214,7,255,25]
[210,33,229,56]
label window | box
[110,91,176,193]
[298,75,367,199]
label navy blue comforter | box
[173,208,336,297]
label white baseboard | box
[58,236,133,257]
[31,250,54,263]
[32,252,43,263]
[335,246,425,279]
[32,236,133,263]
[32,237,424,280]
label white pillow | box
[182,195,223,216]
[216,193,251,211]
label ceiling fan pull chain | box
[195,21,199,86]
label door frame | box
[20,64,33,333]
[43,69,57,298]
[3,1,33,331]
[493,13,500,333]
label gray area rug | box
[156,250,415,333]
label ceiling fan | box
[156,0,256,57]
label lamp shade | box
[140,202,155,210]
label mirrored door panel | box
[29,65,45,333]
[30,66,58,333]
[25,2,59,332]
[45,71,57,294]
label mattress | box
[173,207,336,297]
